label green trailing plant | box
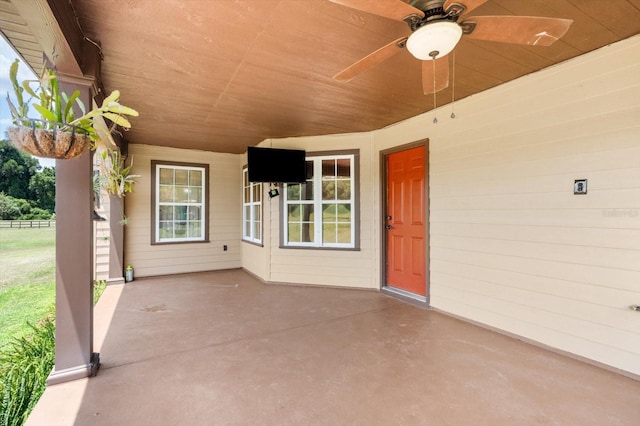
[6,59,138,150]
[0,316,55,426]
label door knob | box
[385,225,393,230]
[630,305,640,311]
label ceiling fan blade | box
[463,16,573,46]
[328,0,424,22]
[334,37,408,82]
[422,56,449,95]
[443,0,487,18]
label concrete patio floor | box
[28,269,639,425]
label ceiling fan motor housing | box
[406,0,463,30]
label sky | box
[0,35,56,168]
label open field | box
[0,227,55,349]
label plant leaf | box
[102,112,132,128]
[101,90,120,106]
[6,94,19,119]
[21,81,38,98]
[50,78,62,122]
[33,104,57,122]
[76,97,86,115]
[63,90,81,123]
[9,60,23,105]
[92,115,117,150]
[105,104,139,116]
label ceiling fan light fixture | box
[406,21,462,60]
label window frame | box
[151,160,210,245]
[242,166,263,245]
[281,150,359,250]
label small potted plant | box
[5,59,138,159]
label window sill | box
[151,239,210,246]
[279,245,360,252]
[241,239,264,247]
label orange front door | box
[385,145,427,296]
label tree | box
[29,167,55,213]
[0,140,39,199]
[0,139,56,216]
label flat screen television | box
[247,147,307,183]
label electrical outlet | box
[223,245,227,251]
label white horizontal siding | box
[430,222,640,250]
[241,242,267,278]
[430,208,639,230]
[93,208,110,282]
[125,144,242,277]
[430,260,637,314]
[256,133,379,289]
[432,246,638,293]
[431,235,638,271]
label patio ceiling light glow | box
[406,21,462,60]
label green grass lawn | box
[0,227,56,350]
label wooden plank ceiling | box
[2,0,640,153]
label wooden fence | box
[0,220,56,229]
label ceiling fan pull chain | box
[431,52,438,124]
[451,50,456,119]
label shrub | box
[0,194,52,220]
[10,199,31,217]
[94,280,106,305]
[0,316,55,426]
[0,194,20,220]
[19,208,52,221]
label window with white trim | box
[242,167,262,244]
[152,162,208,244]
[283,153,357,249]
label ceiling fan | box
[331,0,573,95]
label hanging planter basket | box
[7,120,92,160]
